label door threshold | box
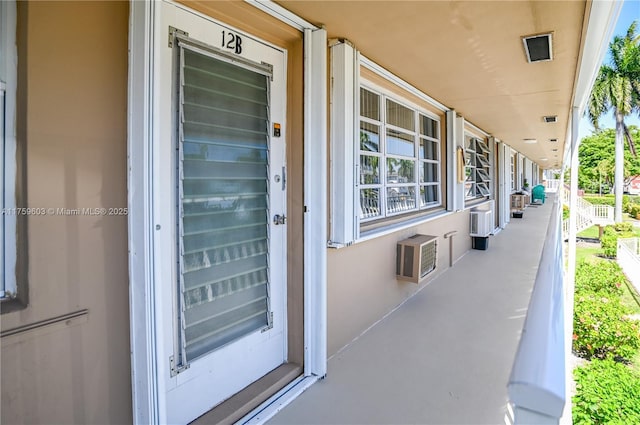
[237,374,319,424]
[192,363,302,425]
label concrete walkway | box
[269,198,555,425]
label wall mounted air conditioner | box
[396,234,438,284]
[470,209,493,237]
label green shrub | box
[575,260,626,295]
[629,204,640,220]
[613,222,633,233]
[600,224,634,258]
[623,194,631,213]
[573,292,640,360]
[583,195,615,206]
[573,358,640,425]
[563,205,570,220]
[601,227,618,258]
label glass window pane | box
[477,183,490,196]
[420,185,439,206]
[386,99,414,131]
[465,183,476,199]
[387,129,415,157]
[466,136,475,150]
[477,168,490,182]
[477,154,489,168]
[360,122,380,152]
[420,162,438,183]
[420,115,438,138]
[465,152,475,167]
[360,155,380,184]
[386,187,416,214]
[180,46,270,361]
[387,158,415,183]
[419,139,438,160]
[360,189,381,219]
[360,88,380,121]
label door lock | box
[273,214,287,225]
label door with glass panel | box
[155,5,287,423]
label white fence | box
[545,179,561,193]
[507,198,566,424]
[617,238,640,296]
[561,187,614,238]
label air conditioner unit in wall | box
[470,209,493,237]
[396,234,438,284]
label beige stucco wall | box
[1,2,131,424]
[327,211,471,356]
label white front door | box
[154,3,288,423]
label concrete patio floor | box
[268,197,555,425]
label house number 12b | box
[221,31,242,55]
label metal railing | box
[507,198,566,424]
[617,238,640,296]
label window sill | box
[464,197,494,210]
[0,296,28,314]
[356,207,453,244]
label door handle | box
[273,214,287,225]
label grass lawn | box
[576,244,603,263]
[621,279,640,315]
[577,225,601,239]
[576,222,640,240]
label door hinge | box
[262,312,274,332]
[169,355,190,377]
[168,26,189,48]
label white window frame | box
[1,0,18,301]
[463,130,492,204]
[329,47,449,246]
[510,151,516,193]
[358,83,443,224]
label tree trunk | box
[614,111,624,222]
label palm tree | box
[587,21,639,221]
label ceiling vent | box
[543,115,558,123]
[522,33,553,63]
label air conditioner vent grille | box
[420,242,436,278]
[522,33,553,63]
[396,234,437,283]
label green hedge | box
[601,223,634,258]
[583,195,615,206]
[583,195,633,212]
[573,291,640,360]
[573,258,640,361]
[575,260,626,295]
[573,358,640,424]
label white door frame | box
[127,1,327,423]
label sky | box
[578,0,640,140]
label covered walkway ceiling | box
[278,0,589,169]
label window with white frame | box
[510,153,516,192]
[464,134,491,201]
[358,86,441,222]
